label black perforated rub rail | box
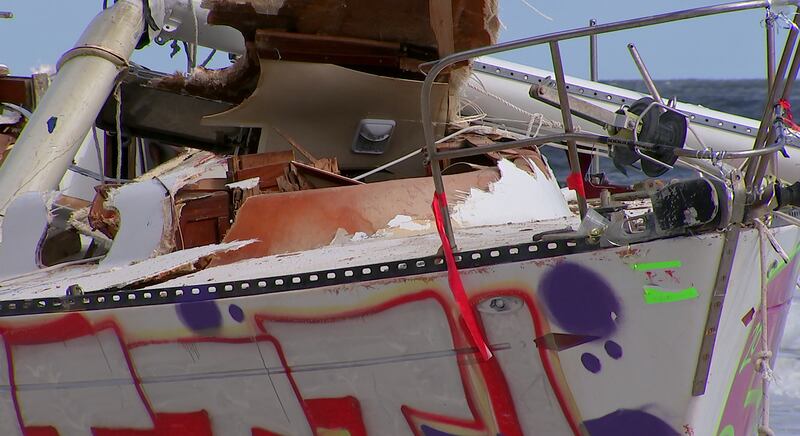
[0,237,595,317]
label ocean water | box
[546,79,800,434]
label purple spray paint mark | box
[583,409,679,436]
[540,262,621,337]
[176,300,222,331]
[46,116,57,133]
[420,425,458,436]
[228,304,245,323]
[605,340,623,359]
[581,352,601,373]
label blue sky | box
[0,1,792,79]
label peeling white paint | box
[138,150,227,195]
[226,177,260,190]
[150,219,579,288]
[452,159,572,227]
[387,215,431,231]
[351,232,369,241]
[0,239,256,299]
[561,187,577,203]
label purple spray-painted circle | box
[228,304,245,323]
[581,352,601,373]
[583,409,680,436]
[605,340,623,359]
[539,262,621,337]
[176,300,222,331]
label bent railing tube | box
[421,0,800,249]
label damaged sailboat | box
[0,0,799,435]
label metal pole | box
[0,0,148,215]
[745,9,800,187]
[589,19,598,81]
[421,0,798,161]
[550,41,588,218]
[419,1,799,242]
[432,132,784,161]
[628,43,663,103]
[781,34,800,99]
[753,30,800,185]
[767,9,777,90]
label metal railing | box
[420,0,800,250]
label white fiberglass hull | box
[0,222,796,435]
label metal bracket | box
[691,170,746,396]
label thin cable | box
[113,82,123,180]
[466,77,557,128]
[91,126,106,185]
[352,125,496,181]
[518,0,553,21]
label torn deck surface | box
[150,216,579,289]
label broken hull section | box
[0,226,795,436]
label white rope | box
[467,79,550,123]
[754,218,776,436]
[466,76,561,135]
[525,112,546,138]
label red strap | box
[431,192,492,361]
[565,171,586,199]
[779,99,800,131]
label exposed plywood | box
[255,30,436,72]
[213,169,500,265]
[205,0,499,65]
[430,0,455,57]
[0,240,255,299]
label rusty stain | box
[665,270,680,283]
[616,247,641,259]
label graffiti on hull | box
[0,260,719,435]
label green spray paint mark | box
[713,242,800,436]
[631,260,682,271]
[643,286,699,304]
[739,323,763,375]
[744,387,762,408]
[766,242,800,281]
[718,425,735,436]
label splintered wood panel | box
[429,0,454,57]
[213,168,499,265]
[255,31,435,69]
[0,77,32,108]
[228,150,294,190]
[177,190,231,249]
[235,164,288,190]
[206,0,498,57]
[230,150,294,170]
